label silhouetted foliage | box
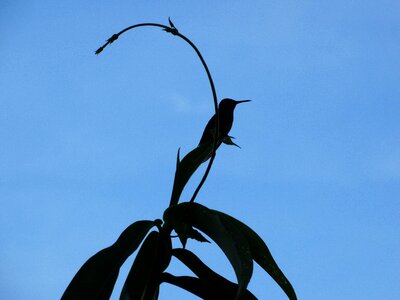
[62,19,296,300]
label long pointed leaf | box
[172,248,224,281]
[169,142,213,207]
[214,211,297,300]
[121,229,172,300]
[62,220,156,300]
[164,203,253,298]
[160,272,257,300]
[161,273,214,299]
[120,231,160,300]
[172,248,257,299]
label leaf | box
[173,221,189,248]
[174,224,210,248]
[160,273,257,300]
[169,142,213,207]
[164,18,179,35]
[120,231,160,300]
[62,220,156,300]
[121,229,172,300]
[171,248,257,299]
[172,248,217,279]
[176,148,181,169]
[155,229,173,273]
[164,202,253,298]
[168,17,176,28]
[186,227,210,243]
[213,211,297,300]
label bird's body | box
[198,98,250,159]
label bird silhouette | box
[198,98,251,160]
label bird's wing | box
[198,114,216,146]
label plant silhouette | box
[62,18,297,300]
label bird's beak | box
[235,100,251,104]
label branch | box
[95,18,219,205]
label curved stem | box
[95,23,168,55]
[95,21,219,205]
[176,34,218,204]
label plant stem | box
[95,20,219,205]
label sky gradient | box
[1,1,400,299]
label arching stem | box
[95,20,219,205]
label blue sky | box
[1,1,399,299]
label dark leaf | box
[168,17,176,28]
[164,202,253,298]
[120,231,160,300]
[186,227,210,243]
[169,142,213,207]
[161,273,213,299]
[121,229,172,300]
[174,224,210,248]
[172,248,217,280]
[62,220,155,300]
[213,211,297,300]
[146,230,172,300]
[156,229,173,273]
[160,272,257,300]
[176,148,181,169]
[174,221,189,248]
[172,248,256,299]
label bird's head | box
[219,98,251,110]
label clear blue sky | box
[1,1,399,299]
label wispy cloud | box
[169,93,209,114]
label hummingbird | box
[198,98,251,159]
